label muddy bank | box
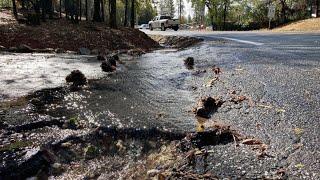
[149,35,203,49]
[0,10,160,54]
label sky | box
[183,0,194,18]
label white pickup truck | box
[148,16,179,31]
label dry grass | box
[272,18,320,32]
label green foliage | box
[0,140,32,152]
[68,116,78,128]
[137,0,156,24]
[159,0,175,17]
[84,144,99,159]
[0,0,12,8]
[188,0,312,30]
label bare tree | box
[12,0,17,18]
[93,0,102,21]
[85,0,88,20]
[130,0,135,28]
[110,0,117,28]
[124,0,128,26]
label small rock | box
[147,169,160,177]
[196,107,210,118]
[184,57,194,66]
[52,162,62,169]
[66,70,87,86]
[107,56,117,67]
[101,61,116,72]
[79,47,91,55]
[51,162,63,175]
[194,97,223,118]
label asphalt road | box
[143,29,320,179]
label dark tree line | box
[10,0,136,28]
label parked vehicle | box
[148,16,179,31]
[138,24,149,29]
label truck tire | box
[173,26,179,31]
[161,24,166,31]
[149,25,153,31]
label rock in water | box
[111,54,119,61]
[79,47,91,55]
[194,97,223,118]
[184,57,194,67]
[66,70,87,86]
[101,61,116,72]
[107,56,117,67]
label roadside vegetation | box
[1,0,318,32]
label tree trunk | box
[124,0,128,26]
[130,0,135,28]
[109,0,117,28]
[41,0,46,22]
[93,0,102,22]
[22,0,25,9]
[59,0,62,18]
[85,0,88,20]
[73,0,79,23]
[179,0,182,22]
[79,0,82,21]
[280,0,287,23]
[65,0,68,19]
[223,2,227,30]
[101,0,105,22]
[12,0,18,18]
[210,14,214,31]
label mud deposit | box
[1,37,319,179]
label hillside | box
[272,18,320,32]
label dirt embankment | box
[271,18,320,32]
[0,10,160,53]
[149,35,203,49]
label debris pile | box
[65,70,87,86]
[193,97,223,118]
[184,57,194,69]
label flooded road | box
[1,34,320,179]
